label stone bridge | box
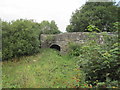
[40,32,115,53]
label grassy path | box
[2,49,84,88]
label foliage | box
[85,25,100,32]
[2,19,61,60]
[66,1,119,32]
[40,20,61,34]
[68,33,119,88]
[68,43,81,57]
[2,19,40,60]
[46,35,55,41]
[110,22,120,32]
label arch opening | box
[50,44,61,51]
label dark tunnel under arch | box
[50,44,61,51]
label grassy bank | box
[2,49,85,88]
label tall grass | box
[2,49,85,88]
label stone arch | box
[50,44,61,51]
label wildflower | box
[76,80,79,82]
[89,84,92,88]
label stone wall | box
[40,32,116,53]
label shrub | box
[2,19,40,60]
[68,43,81,56]
[68,33,119,88]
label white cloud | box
[0,0,86,32]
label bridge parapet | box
[40,32,117,53]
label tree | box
[2,19,40,60]
[66,1,119,32]
[40,20,61,34]
[2,19,61,60]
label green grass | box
[2,49,85,88]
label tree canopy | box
[40,20,61,34]
[66,1,119,32]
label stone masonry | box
[40,32,116,53]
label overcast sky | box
[0,0,119,32]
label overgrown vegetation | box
[2,49,87,88]
[2,32,119,88]
[68,33,119,88]
[2,19,60,60]
[1,0,119,88]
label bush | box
[2,19,40,60]
[68,43,81,56]
[68,33,119,88]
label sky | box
[0,0,119,32]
